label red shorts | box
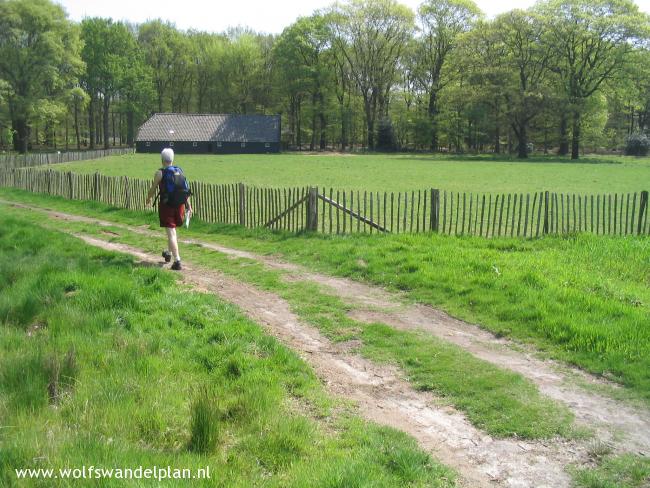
[159,203,185,228]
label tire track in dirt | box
[72,233,586,488]
[4,200,649,458]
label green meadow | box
[1,183,648,487]
[2,188,649,404]
[48,152,650,194]
[0,215,457,487]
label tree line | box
[0,0,649,159]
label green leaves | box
[0,0,82,151]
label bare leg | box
[165,227,180,262]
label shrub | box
[625,133,650,156]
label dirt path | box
[74,234,586,488]
[3,200,649,459]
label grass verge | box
[572,454,650,488]
[0,215,456,487]
[1,188,648,402]
[1,196,577,440]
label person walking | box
[145,148,192,271]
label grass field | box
[2,188,647,403]
[48,152,650,194]
[0,216,456,487]
[2,192,649,487]
[1,198,577,440]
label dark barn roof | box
[136,113,281,143]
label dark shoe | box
[171,260,182,271]
[162,250,172,263]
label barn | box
[135,113,281,154]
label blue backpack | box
[160,166,191,207]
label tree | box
[623,48,650,134]
[273,24,311,148]
[493,10,551,158]
[415,0,481,151]
[65,86,89,149]
[275,15,332,150]
[454,20,508,153]
[538,0,650,159]
[0,0,83,152]
[223,29,270,114]
[166,31,194,113]
[118,50,154,146]
[138,20,177,113]
[81,18,140,149]
[191,32,229,113]
[330,0,414,150]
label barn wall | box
[135,141,211,154]
[136,141,280,154]
[212,142,280,154]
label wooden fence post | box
[307,187,318,231]
[238,182,246,227]
[124,176,130,209]
[430,188,440,232]
[67,171,74,199]
[638,190,648,235]
[93,172,99,201]
[543,191,549,234]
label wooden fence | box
[1,168,648,237]
[0,148,135,169]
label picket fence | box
[1,168,648,237]
[0,148,135,168]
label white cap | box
[161,147,174,163]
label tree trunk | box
[310,92,317,151]
[364,91,377,151]
[319,114,326,150]
[319,94,326,151]
[428,90,439,152]
[558,111,569,156]
[12,118,29,153]
[45,122,54,148]
[516,122,528,159]
[127,111,134,146]
[296,98,302,151]
[571,110,581,160]
[367,115,375,150]
[340,103,347,151]
[74,100,81,150]
[103,95,110,150]
[88,96,95,150]
[289,95,296,147]
[494,101,500,154]
[97,106,102,146]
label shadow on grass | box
[385,154,627,165]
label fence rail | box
[0,148,135,169]
[1,168,648,237]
